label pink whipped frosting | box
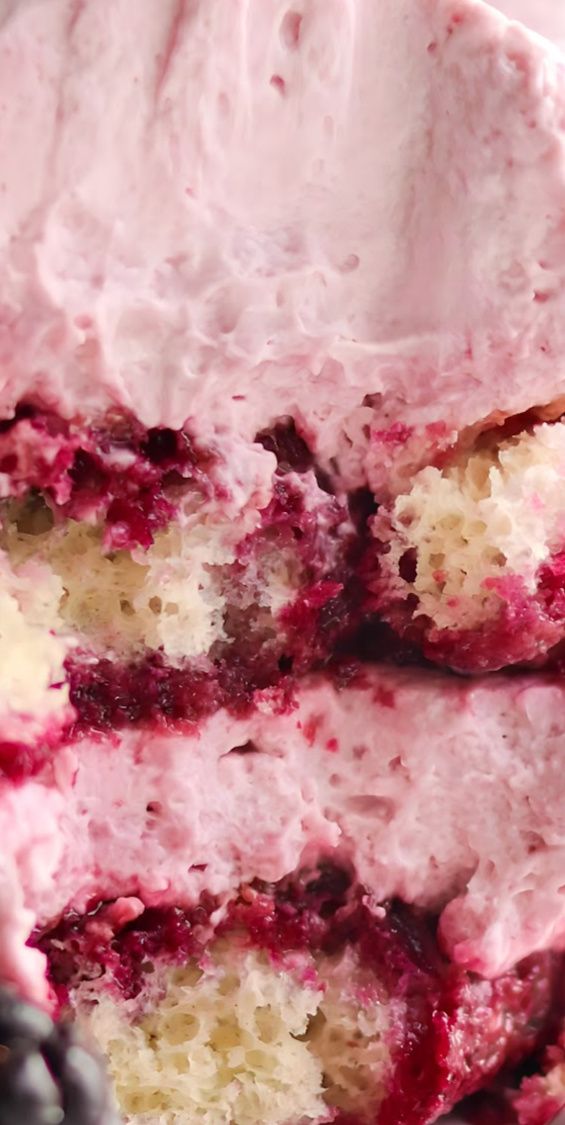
[3,666,565,1005]
[489,1,565,46]
[0,0,565,489]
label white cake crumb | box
[2,515,230,660]
[376,422,565,630]
[0,550,69,727]
[1,505,301,663]
[308,948,392,1118]
[77,943,391,1125]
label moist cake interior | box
[2,1,565,1124]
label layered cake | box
[2,0,565,1122]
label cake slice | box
[1,1,565,1124]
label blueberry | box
[0,1049,62,1125]
[59,1045,110,1125]
[0,988,115,1125]
[0,992,53,1045]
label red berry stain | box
[0,407,214,548]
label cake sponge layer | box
[44,893,557,1125]
[78,943,389,1125]
[373,419,565,670]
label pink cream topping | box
[0,1,565,492]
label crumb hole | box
[280,10,302,49]
[346,795,395,822]
[339,254,359,274]
[13,494,54,535]
[225,740,260,756]
[270,74,286,95]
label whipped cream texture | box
[1,0,565,490]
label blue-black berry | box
[0,987,115,1125]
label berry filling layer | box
[0,409,370,762]
[7,406,565,773]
